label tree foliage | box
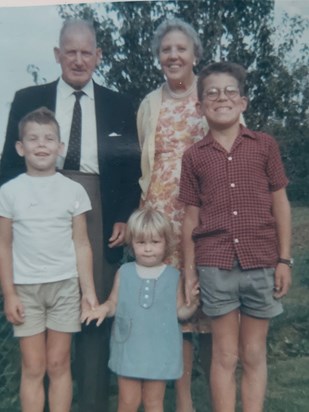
[57,0,309,201]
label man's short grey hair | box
[59,19,97,47]
[152,18,203,62]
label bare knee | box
[142,393,163,411]
[118,395,141,411]
[46,354,70,380]
[240,342,267,371]
[22,356,46,382]
[212,348,239,372]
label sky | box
[0,0,308,154]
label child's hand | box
[81,304,110,326]
[274,263,292,299]
[4,294,25,325]
[184,273,199,306]
[81,292,99,313]
[188,283,200,307]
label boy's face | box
[16,122,64,176]
[197,73,247,130]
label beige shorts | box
[14,277,81,337]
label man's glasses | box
[203,85,240,101]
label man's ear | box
[96,48,102,66]
[54,47,60,63]
[15,141,25,157]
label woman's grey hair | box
[151,18,203,62]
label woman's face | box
[159,29,196,85]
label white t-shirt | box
[0,173,92,284]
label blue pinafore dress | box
[108,262,183,380]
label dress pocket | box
[112,315,132,343]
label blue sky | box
[0,0,308,154]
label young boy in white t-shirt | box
[0,107,97,412]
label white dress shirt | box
[55,77,99,174]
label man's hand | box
[108,222,126,248]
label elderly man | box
[0,19,140,412]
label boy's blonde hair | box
[126,207,175,260]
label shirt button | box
[145,294,149,299]
[228,156,233,161]
[145,287,149,291]
[146,279,150,283]
[233,211,238,216]
[234,238,239,244]
[230,183,236,188]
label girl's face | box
[132,234,166,267]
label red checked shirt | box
[179,126,289,270]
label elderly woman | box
[137,18,212,412]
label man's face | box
[54,25,102,89]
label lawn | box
[1,205,308,411]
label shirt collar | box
[57,77,94,100]
[197,124,256,148]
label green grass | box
[1,205,309,411]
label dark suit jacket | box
[0,80,141,263]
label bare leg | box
[175,334,195,412]
[239,315,269,412]
[19,333,46,412]
[210,310,240,412]
[143,380,166,412]
[46,330,72,412]
[117,377,142,412]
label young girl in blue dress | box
[82,207,199,412]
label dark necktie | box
[64,91,84,170]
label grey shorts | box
[198,261,283,319]
[14,277,81,337]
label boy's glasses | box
[203,86,240,101]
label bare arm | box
[0,216,24,324]
[182,204,200,305]
[72,213,98,313]
[272,188,292,298]
[81,270,120,326]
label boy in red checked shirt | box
[179,62,292,412]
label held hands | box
[81,292,98,315]
[108,222,126,248]
[185,272,199,306]
[273,263,292,299]
[81,303,110,327]
[4,293,25,325]
[187,282,200,308]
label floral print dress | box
[143,92,210,332]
